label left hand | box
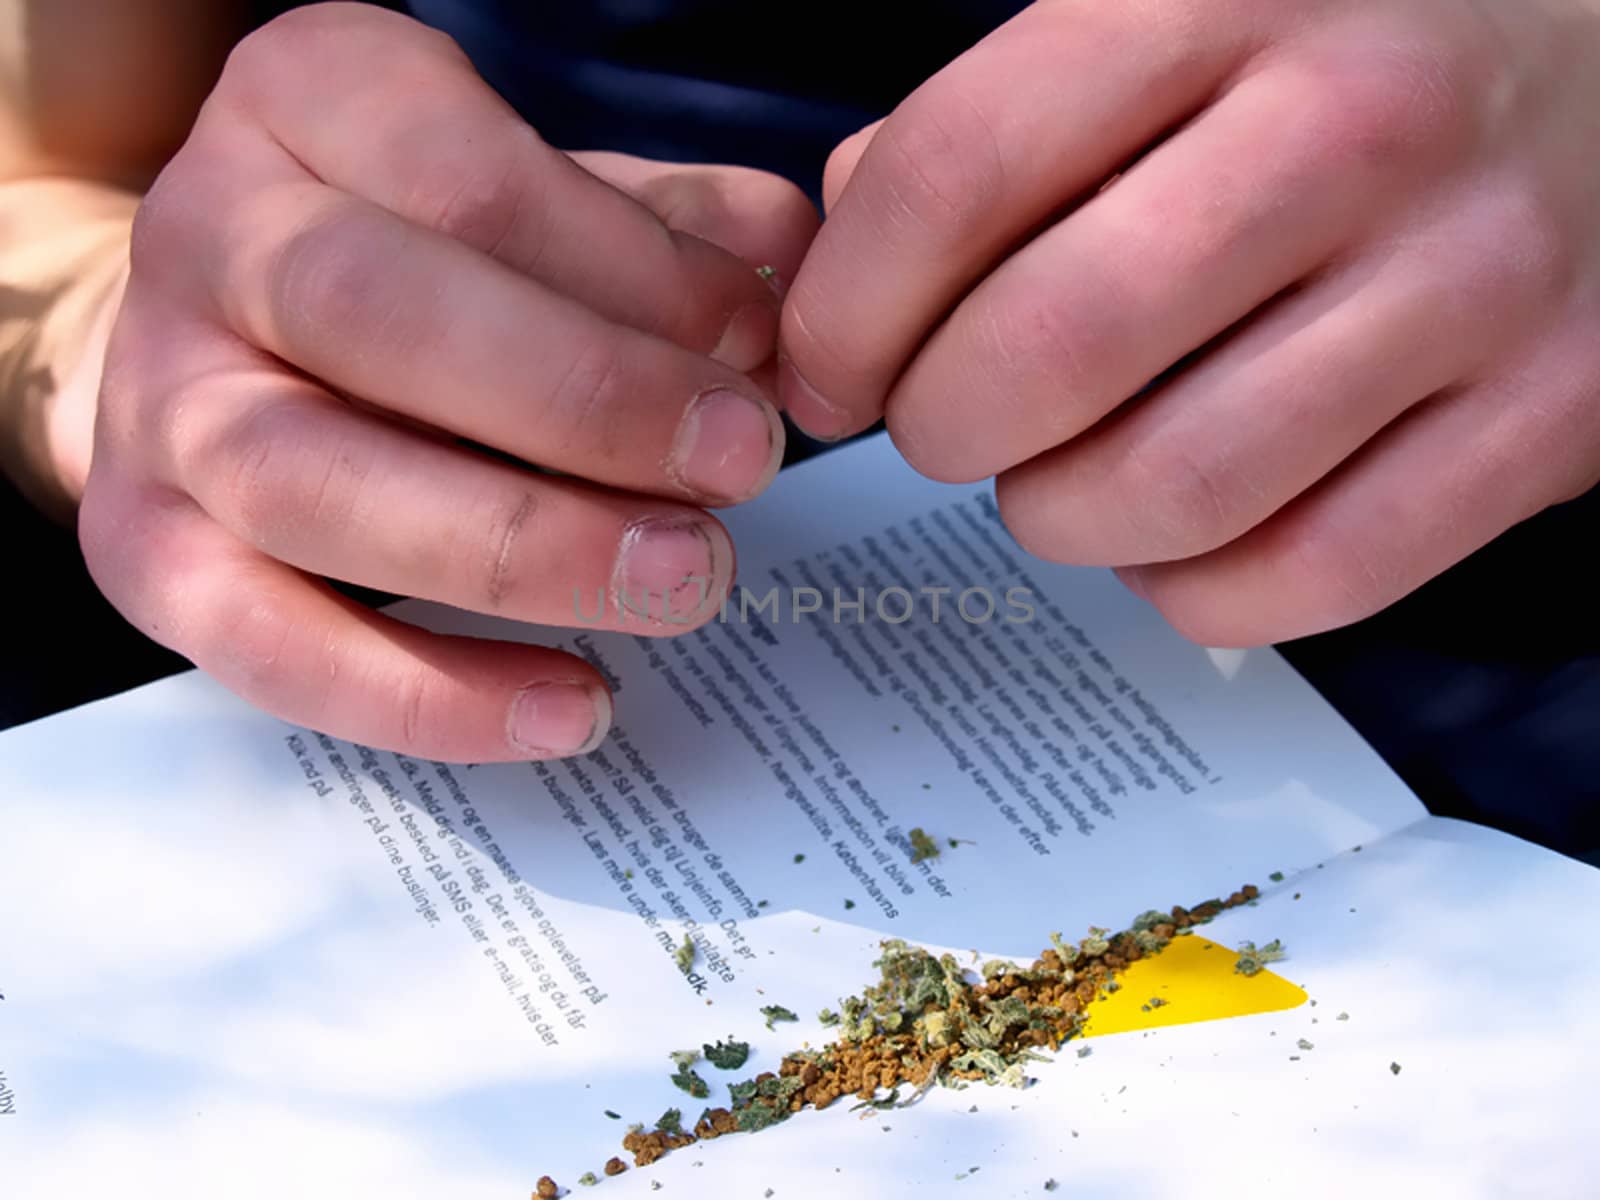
[781,0,1600,645]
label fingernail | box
[710,300,778,372]
[777,357,850,442]
[671,387,782,503]
[509,681,610,757]
[613,516,728,626]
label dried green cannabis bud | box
[655,1108,683,1135]
[703,1038,751,1071]
[817,1007,840,1026]
[760,1005,799,1031]
[577,1172,598,1186]
[668,1048,701,1070]
[1269,871,1285,882]
[908,827,942,862]
[675,934,695,974]
[1390,1061,1402,1075]
[1233,939,1287,976]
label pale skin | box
[782,0,1600,649]
[4,1,1598,763]
[1,2,819,760]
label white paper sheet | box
[4,434,1593,1198]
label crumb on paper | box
[703,1039,751,1071]
[1234,939,1286,977]
[760,1005,799,1031]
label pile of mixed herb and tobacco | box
[541,885,1270,1190]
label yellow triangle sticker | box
[1081,934,1306,1038]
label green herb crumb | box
[703,1038,751,1071]
[908,827,942,863]
[670,1064,710,1099]
[761,1005,799,1031]
[1234,939,1287,976]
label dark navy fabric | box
[405,1,1029,197]
[4,0,1592,864]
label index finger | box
[220,4,781,370]
[779,1,1257,439]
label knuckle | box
[210,587,299,702]
[1291,41,1473,174]
[268,205,424,354]
[1474,178,1572,307]
[1116,434,1246,556]
[1287,518,1399,628]
[645,170,736,239]
[419,131,543,257]
[871,92,1005,241]
[982,283,1106,432]
[222,6,344,91]
[224,5,465,101]
[214,398,336,543]
[542,335,629,454]
[390,666,436,752]
[460,490,539,613]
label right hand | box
[78,4,817,761]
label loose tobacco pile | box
[542,885,1267,1191]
